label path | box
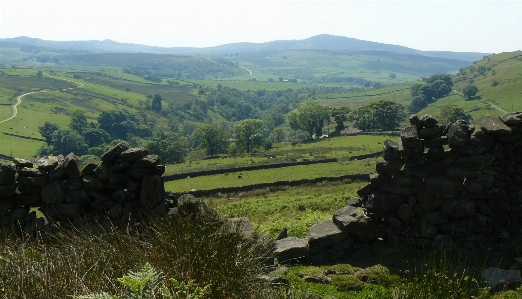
[240,66,259,81]
[0,73,84,124]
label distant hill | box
[0,34,488,62]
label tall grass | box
[0,213,275,299]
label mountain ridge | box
[0,34,489,62]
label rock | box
[469,130,494,147]
[175,194,217,220]
[0,184,17,196]
[111,189,136,204]
[397,204,414,223]
[274,237,309,263]
[482,114,512,135]
[101,141,129,163]
[276,228,288,240]
[108,203,124,219]
[383,140,401,161]
[44,204,83,219]
[13,158,33,168]
[333,206,372,233]
[447,124,469,147]
[224,217,256,239]
[111,158,133,171]
[424,212,448,224]
[107,172,129,189]
[409,115,420,126]
[481,267,521,291]
[356,183,374,197]
[41,180,65,204]
[133,154,161,168]
[302,275,331,284]
[424,136,448,148]
[451,154,494,171]
[363,192,404,214]
[83,175,106,191]
[140,175,164,207]
[0,163,16,185]
[126,180,141,193]
[419,114,438,128]
[18,194,42,206]
[94,161,113,182]
[426,147,445,163]
[425,176,463,194]
[17,167,47,177]
[400,125,419,147]
[418,125,442,140]
[89,199,112,211]
[375,159,403,176]
[308,218,349,248]
[81,158,100,175]
[500,112,522,126]
[17,174,48,187]
[61,178,83,190]
[120,147,149,162]
[36,156,61,170]
[64,152,82,179]
[65,189,91,207]
[369,173,391,188]
[17,184,41,195]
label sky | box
[1,0,521,54]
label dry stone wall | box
[274,112,522,264]
[0,142,167,231]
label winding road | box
[0,74,84,124]
[240,66,259,81]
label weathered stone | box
[464,174,494,194]
[333,206,372,233]
[81,158,100,175]
[383,140,401,161]
[469,130,494,147]
[111,189,136,204]
[224,217,256,239]
[403,163,443,178]
[13,158,33,168]
[94,161,113,182]
[443,200,476,218]
[61,178,83,190]
[18,194,42,206]
[140,175,164,207]
[48,158,66,180]
[482,267,521,291]
[83,175,106,191]
[425,147,445,163]
[380,182,423,195]
[17,167,47,177]
[424,136,448,148]
[111,157,133,171]
[64,152,82,179]
[45,204,83,219]
[0,163,16,185]
[89,199,112,211]
[107,172,129,189]
[36,156,60,170]
[108,203,124,219]
[0,184,18,196]
[438,220,472,237]
[451,154,494,171]
[101,141,129,163]
[414,220,438,238]
[175,194,217,220]
[400,125,419,147]
[409,115,420,126]
[424,212,448,224]
[384,215,404,230]
[346,197,362,207]
[418,125,442,140]
[425,176,463,194]
[500,112,522,126]
[120,147,149,162]
[447,124,469,147]
[419,114,438,128]
[489,212,510,229]
[356,183,374,197]
[17,183,41,195]
[445,167,480,180]
[363,192,404,214]
[154,165,166,176]
[405,140,425,167]
[369,173,391,188]
[391,174,423,186]
[308,218,349,248]
[41,180,65,204]
[65,189,91,207]
[375,159,403,176]
[86,191,109,202]
[274,237,309,263]
[17,175,48,187]
[482,114,512,135]
[397,204,414,224]
[133,154,160,168]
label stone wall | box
[274,112,522,264]
[0,141,167,231]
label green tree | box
[147,133,189,164]
[439,105,473,124]
[410,84,423,98]
[408,95,428,113]
[462,85,479,99]
[351,100,405,132]
[151,94,163,112]
[38,122,60,145]
[69,110,88,135]
[234,119,264,153]
[82,128,111,147]
[331,107,351,135]
[36,70,43,77]
[286,100,331,139]
[269,128,286,143]
[193,124,230,157]
[50,129,88,156]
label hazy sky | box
[1,0,521,53]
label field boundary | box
[169,173,370,198]
[3,132,45,142]
[163,158,338,181]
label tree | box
[462,85,479,99]
[151,94,163,112]
[69,110,88,135]
[82,128,111,147]
[351,100,405,132]
[408,95,428,113]
[331,107,351,135]
[50,129,88,156]
[286,100,331,139]
[146,133,189,164]
[193,124,230,157]
[234,119,264,153]
[38,122,59,145]
[439,105,472,124]
[36,70,43,77]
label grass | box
[164,158,375,193]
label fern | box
[72,263,210,299]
